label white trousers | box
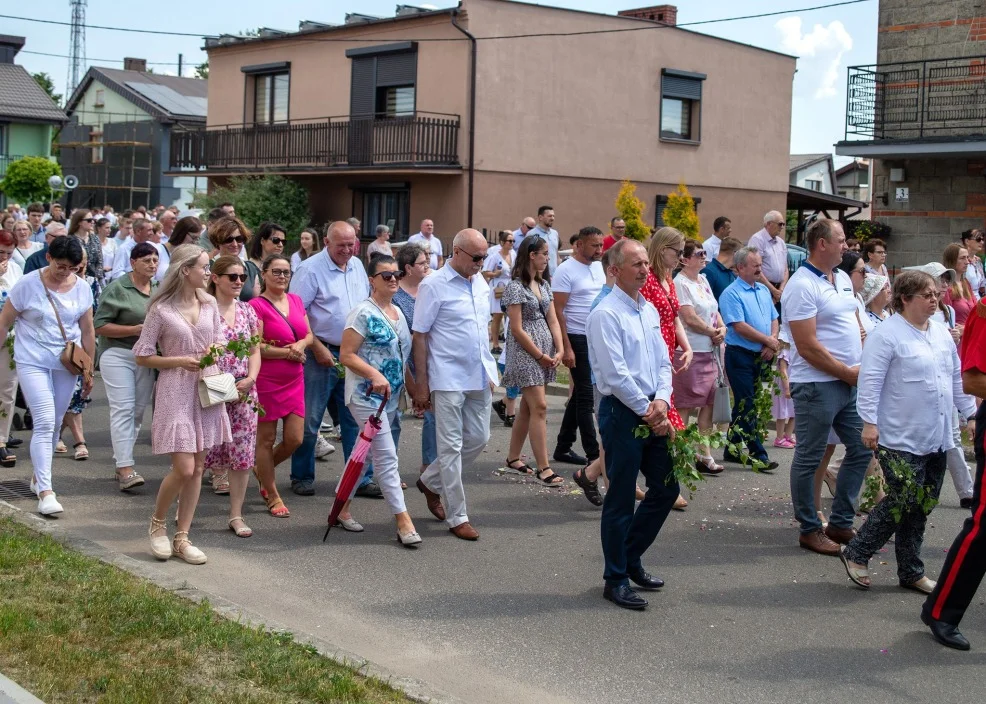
[420,388,492,528]
[347,404,405,515]
[100,347,156,468]
[947,409,974,500]
[0,345,18,444]
[19,363,76,493]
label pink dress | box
[205,302,260,472]
[250,293,309,421]
[132,299,232,454]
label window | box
[805,179,822,191]
[94,89,105,107]
[90,129,104,164]
[346,43,418,118]
[660,69,706,143]
[376,85,415,117]
[253,73,289,124]
[359,185,410,243]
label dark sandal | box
[535,466,564,486]
[0,446,16,467]
[503,458,534,475]
[572,466,602,506]
[73,442,89,461]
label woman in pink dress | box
[205,255,261,538]
[134,244,232,565]
[249,254,312,518]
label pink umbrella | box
[323,396,389,541]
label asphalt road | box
[4,385,985,704]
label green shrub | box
[663,182,700,239]
[615,180,650,241]
[0,156,62,204]
[192,174,311,240]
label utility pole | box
[67,0,87,95]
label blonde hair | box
[943,243,975,302]
[148,243,215,311]
[647,226,685,283]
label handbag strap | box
[42,274,70,344]
[712,346,727,386]
[258,295,301,342]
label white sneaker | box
[29,477,37,497]
[315,435,335,459]
[319,420,333,433]
[328,425,342,441]
[38,493,63,515]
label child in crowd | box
[772,335,795,448]
[492,343,520,427]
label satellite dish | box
[63,175,79,190]
[47,175,63,189]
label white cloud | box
[775,17,853,99]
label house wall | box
[6,123,52,158]
[791,164,835,194]
[72,79,152,129]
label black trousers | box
[554,334,599,461]
[923,403,986,626]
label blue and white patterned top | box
[343,298,411,414]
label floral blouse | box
[342,298,411,415]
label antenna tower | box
[67,0,87,96]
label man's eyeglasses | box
[222,273,248,283]
[457,246,486,263]
[372,271,403,282]
[225,236,247,245]
[268,237,285,245]
[268,268,291,278]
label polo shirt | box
[93,273,157,361]
[701,258,737,301]
[719,278,778,352]
[781,262,861,383]
[551,257,605,335]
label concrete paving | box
[3,385,985,704]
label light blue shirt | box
[29,226,46,244]
[289,249,370,347]
[515,225,559,276]
[586,285,672,417]
[719,278,778,352]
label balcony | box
[837,55,986,159]
[168,112,461,174]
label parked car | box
[787,243,807,276]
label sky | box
[5,0,878,161]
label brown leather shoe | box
[416,479,446,521]
[450,522,479,540]
[824,524,857,545]
[799,528,840,556]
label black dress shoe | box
[722,450,744,464]
[628,568,664,590]
[5,437,22,448]
[921,611,970,650]
[553,449,587,465]
[603,584,648,610]
[492,399,507,423]
[11,413,21,432]
[757,460,780,472]
[960,497,974,510]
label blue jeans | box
[422,410,438,466]
[724,346,770,462]
[598,395,678,587]
[790,380,871,533]
[291,347,372,486]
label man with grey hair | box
[749,210,789,308]
[718,247,780,471]
[108,217,157,281]
[412,228,498,540]
[512,216,537,252]
[22,221,67,274]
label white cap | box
[903,262,955,282]
[860,273,889,305]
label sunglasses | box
[268,269,291,278]
[457,246,486,263]
[267,237,285,245]
[222,273,248,283]
[372,271,403,282]
[83,218,94,223]
[666,246,684,257]
[505,239,515,244]
[225,236,247,245]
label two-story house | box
[836,0,986,265]
[0,35,67,207]
[172,0,796,243]
[790,153,837,194]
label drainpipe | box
[451,7,476,228]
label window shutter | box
[350,57,376,117]
[662,76,702,101]
[376,52,417,87]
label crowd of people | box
[2,200,986,649]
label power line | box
[21,49,182,65]
[1,1,874,44]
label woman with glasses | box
[248,222,286,274]
[204,256,261,536]
[960,229,986,299]
[366,225,393,259]
[482,230,514,355]
[134,244,232,565]
[11,220,42,269]
[642,227,694,510]
[0,231,22,467]
[862,238,889,278]
[250,254,312,518]
[209,216,260,301]
[94,241,159,490]
[156,216,203,281]
[338,254,421,545]
[943,242,977,326]
[291,228,320,271]
[68,209,104,303]
[672,238,726,474]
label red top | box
[640,270,684,430]
[945,289,977,327]
[960,300,986,374]
[602,235,618,252]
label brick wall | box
[877,0,986,63]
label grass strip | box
[0,517,410,704]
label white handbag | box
[198,372,239,408]
[711,348,732,425]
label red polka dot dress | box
[640,271,685,431]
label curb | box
[0,502,461,704]
[0,673,45,704]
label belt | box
[317,339,340,352]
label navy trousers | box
[724,345,770,463]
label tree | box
[191,174,310,239]
[32,72,62,106]
[194,61,209,80]
[614,179,650,241]
[0,156,63,204]
[663,182,700,239]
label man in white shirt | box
[407,219,444,270]
[158,209,176,245]
[960,229,985,299]
[512,216,536,251]
[587,238,675,611]
[522,205,560,277]
[748,211,789,308]
[781,218,872,556]
[289,221,373,496]
[552,226,605,467]
[702,216,731,261]
[109,218,156,281]
[412,229,498,541]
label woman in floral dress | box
[134,244,232,565]
[205,255,261,538]
[642,227,694,510]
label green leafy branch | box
[334,362,346,379]
[199,333,263,369]
[633,422,728,494]
[4,334,14,371]
[239,392,266,418]
[871,450,938,522]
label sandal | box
[839,546,870,589]
[503,458,534,476]
[252,467,269,500]
[73,442,88,461]
[0,446,16,468]
[148,516,171,561]
[172,531,207,565]
[117,470,145,491]
[211,470,230,495]
[535,466,564,486]
[228,517,253,538]
[901,576,936,594]
[673,495,688,511]
[572,466,603,506]
[264,493,290,518]
[54,440,67,454]
[696,457,724,475]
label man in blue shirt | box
[701,235,741,301]
[23,221,67,274]
[718,247,780,471]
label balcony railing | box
[169,112,460,172]
[845,55,986,140]
[0,154,24,179]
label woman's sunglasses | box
[224,236,246,245]
[267,237,285,245]
[372,271,404,282]
[221,273,248,283]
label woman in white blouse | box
[10,220,42,269]
[672,238,727,474]
[839,270,977,593]
[482,230,514,354]
[0,230,22,467]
